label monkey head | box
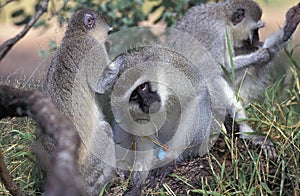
[65,8,113,43]
[225,0,263,49]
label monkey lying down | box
[110,1,300,195]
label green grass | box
[0,72,44,195]
[140,45,300,195]
[0,118,43,195]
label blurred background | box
[0,0,299,83]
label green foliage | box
[5,0,209,30]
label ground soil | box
[105,135,287,196]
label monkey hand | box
[96,55,125,93]
[283,3,300,42]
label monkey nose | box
[257,20,264,28]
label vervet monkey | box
[173,0,300,152]
[110,1,300,194]
[39,9,120,195]
[111,45,218,195]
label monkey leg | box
[124,148,154,195]
[79,153,115,195]
[262,3,300,57]
[283,3,300,42]
[219,77,277,158]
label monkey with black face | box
[111,45,218,195]
[173,0,300,155]
[39,9,121,195]
[110,1,300,194]
[130,82,161,114]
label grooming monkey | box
[173,0,300,153]
[111,45,219,195]
[39,9,120,195]
[110,1,300,194]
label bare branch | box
[0,85,82,196]
[0,0,18,9]
[48,0,71,20]
[0,0,49,62]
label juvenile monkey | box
[40,9,120,195]
[173,0,300,153]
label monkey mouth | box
[134,118,150,124]
[242,28,263,51]
[247,20,264,47]
[248,28,260,45]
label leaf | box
[33,19,46,28]
[14,15,31,26]
[225,30,235,86]
[261,182,272,194]
[11,9,25,18]
[39,49,49,58]
[48,40,58,50]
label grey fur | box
[173,0,300,157]
[111,45,217,195]
[174,0,299,101]
[40,9,118,195]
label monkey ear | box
[231,8,245,26]
[84,13,95,30]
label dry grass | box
[0,45,299,195]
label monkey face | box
[88,13,113,42]
[129,82,161,114]
[66,9,113,43]
[228,0,263,49]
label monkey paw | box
[283,3,300,42]
[251,136,278,159]
[147,163,175,189]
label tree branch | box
[0,0,49,62]
[48,0,71,20]
[0,85,82,196]
[0,0,18,9]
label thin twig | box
[48,0,71,20]
[0,0,18,9]
[0,0,49,62]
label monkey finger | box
[261,140,278,160]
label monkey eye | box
[231,8,245,26]
[84,13,95,30]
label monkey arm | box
[95,55,125,93]
[230,48,271,71]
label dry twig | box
[0,0,49,62]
